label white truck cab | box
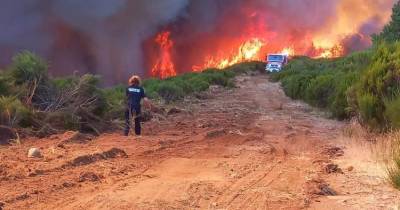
[265,54,288,72]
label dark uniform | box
[124,85,146,136]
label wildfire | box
[281,47,295,56]
[314,44,344,58]
[193,38,266,71]
[151,31,177,79]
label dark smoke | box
[0,0,188,84]
[341,17,383,54]
[0,0,395,84]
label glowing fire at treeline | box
[148,0,394,79]
[149,30,345,79]
[151,31,177,79]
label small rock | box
[167,107,183,115]
[28,148,42,158]
[150,106,166,114]
[28,169,45,177]
[306,179,337,196]
[0,201,4,209]
[347,166,354,172]
[62,182,75,188]
[319,184,337,196]
[325,164,343,174]
[206,129,227,139]
[140,110,153,122]
[15,193,30,201]
[323,146,344,158]
[78,172,102,182]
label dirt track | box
[1,74,399,210]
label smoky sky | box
[0,0,395,84]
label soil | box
[0,74,399,209]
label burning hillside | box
[147,0,396,78]
[0,0,396,83]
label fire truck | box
[265,54,289,72]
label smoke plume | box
[0,0,396,84]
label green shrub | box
[141,64,248,103]
[373,2,400,44]
[102,85,126,120]
[157,82,185,102]
[226,61,265,74]
[353,42,400,130]
[280,71,316,100]
[10,51,48,85]
[10,51,53,108]
[0,74,11,96]
[357,93,382,129]
[142,78,162,99]
[53,76,75,89]
[306,74,335,107]
[188,77,210,92]
[388,155,400,190]
[202,70,232,87]
[388,134,400,190]
[0,96,31,127]
[329,72,357,119]
[273,51,372,119]
[165,77,194,94]
[385,97,400,129]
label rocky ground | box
[0,74,399,210]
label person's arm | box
[143,97,151,109]
[125,88,129,105]
[142,88,151,109]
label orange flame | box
[193,38,266,71]
[281,47,295,56]
[314,44,344,58]
[151,31,177,79]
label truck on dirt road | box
[265,54,289,72]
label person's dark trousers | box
[124,107,141,136]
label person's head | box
[128,75,141,86]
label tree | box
[373,2,400,43]
[10,51,49,105]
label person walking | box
[124,75,149,137]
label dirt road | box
[1,74,399,209]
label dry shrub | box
[385,131,400,189]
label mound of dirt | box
[62,148,128,168]
[58,132,95,147]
